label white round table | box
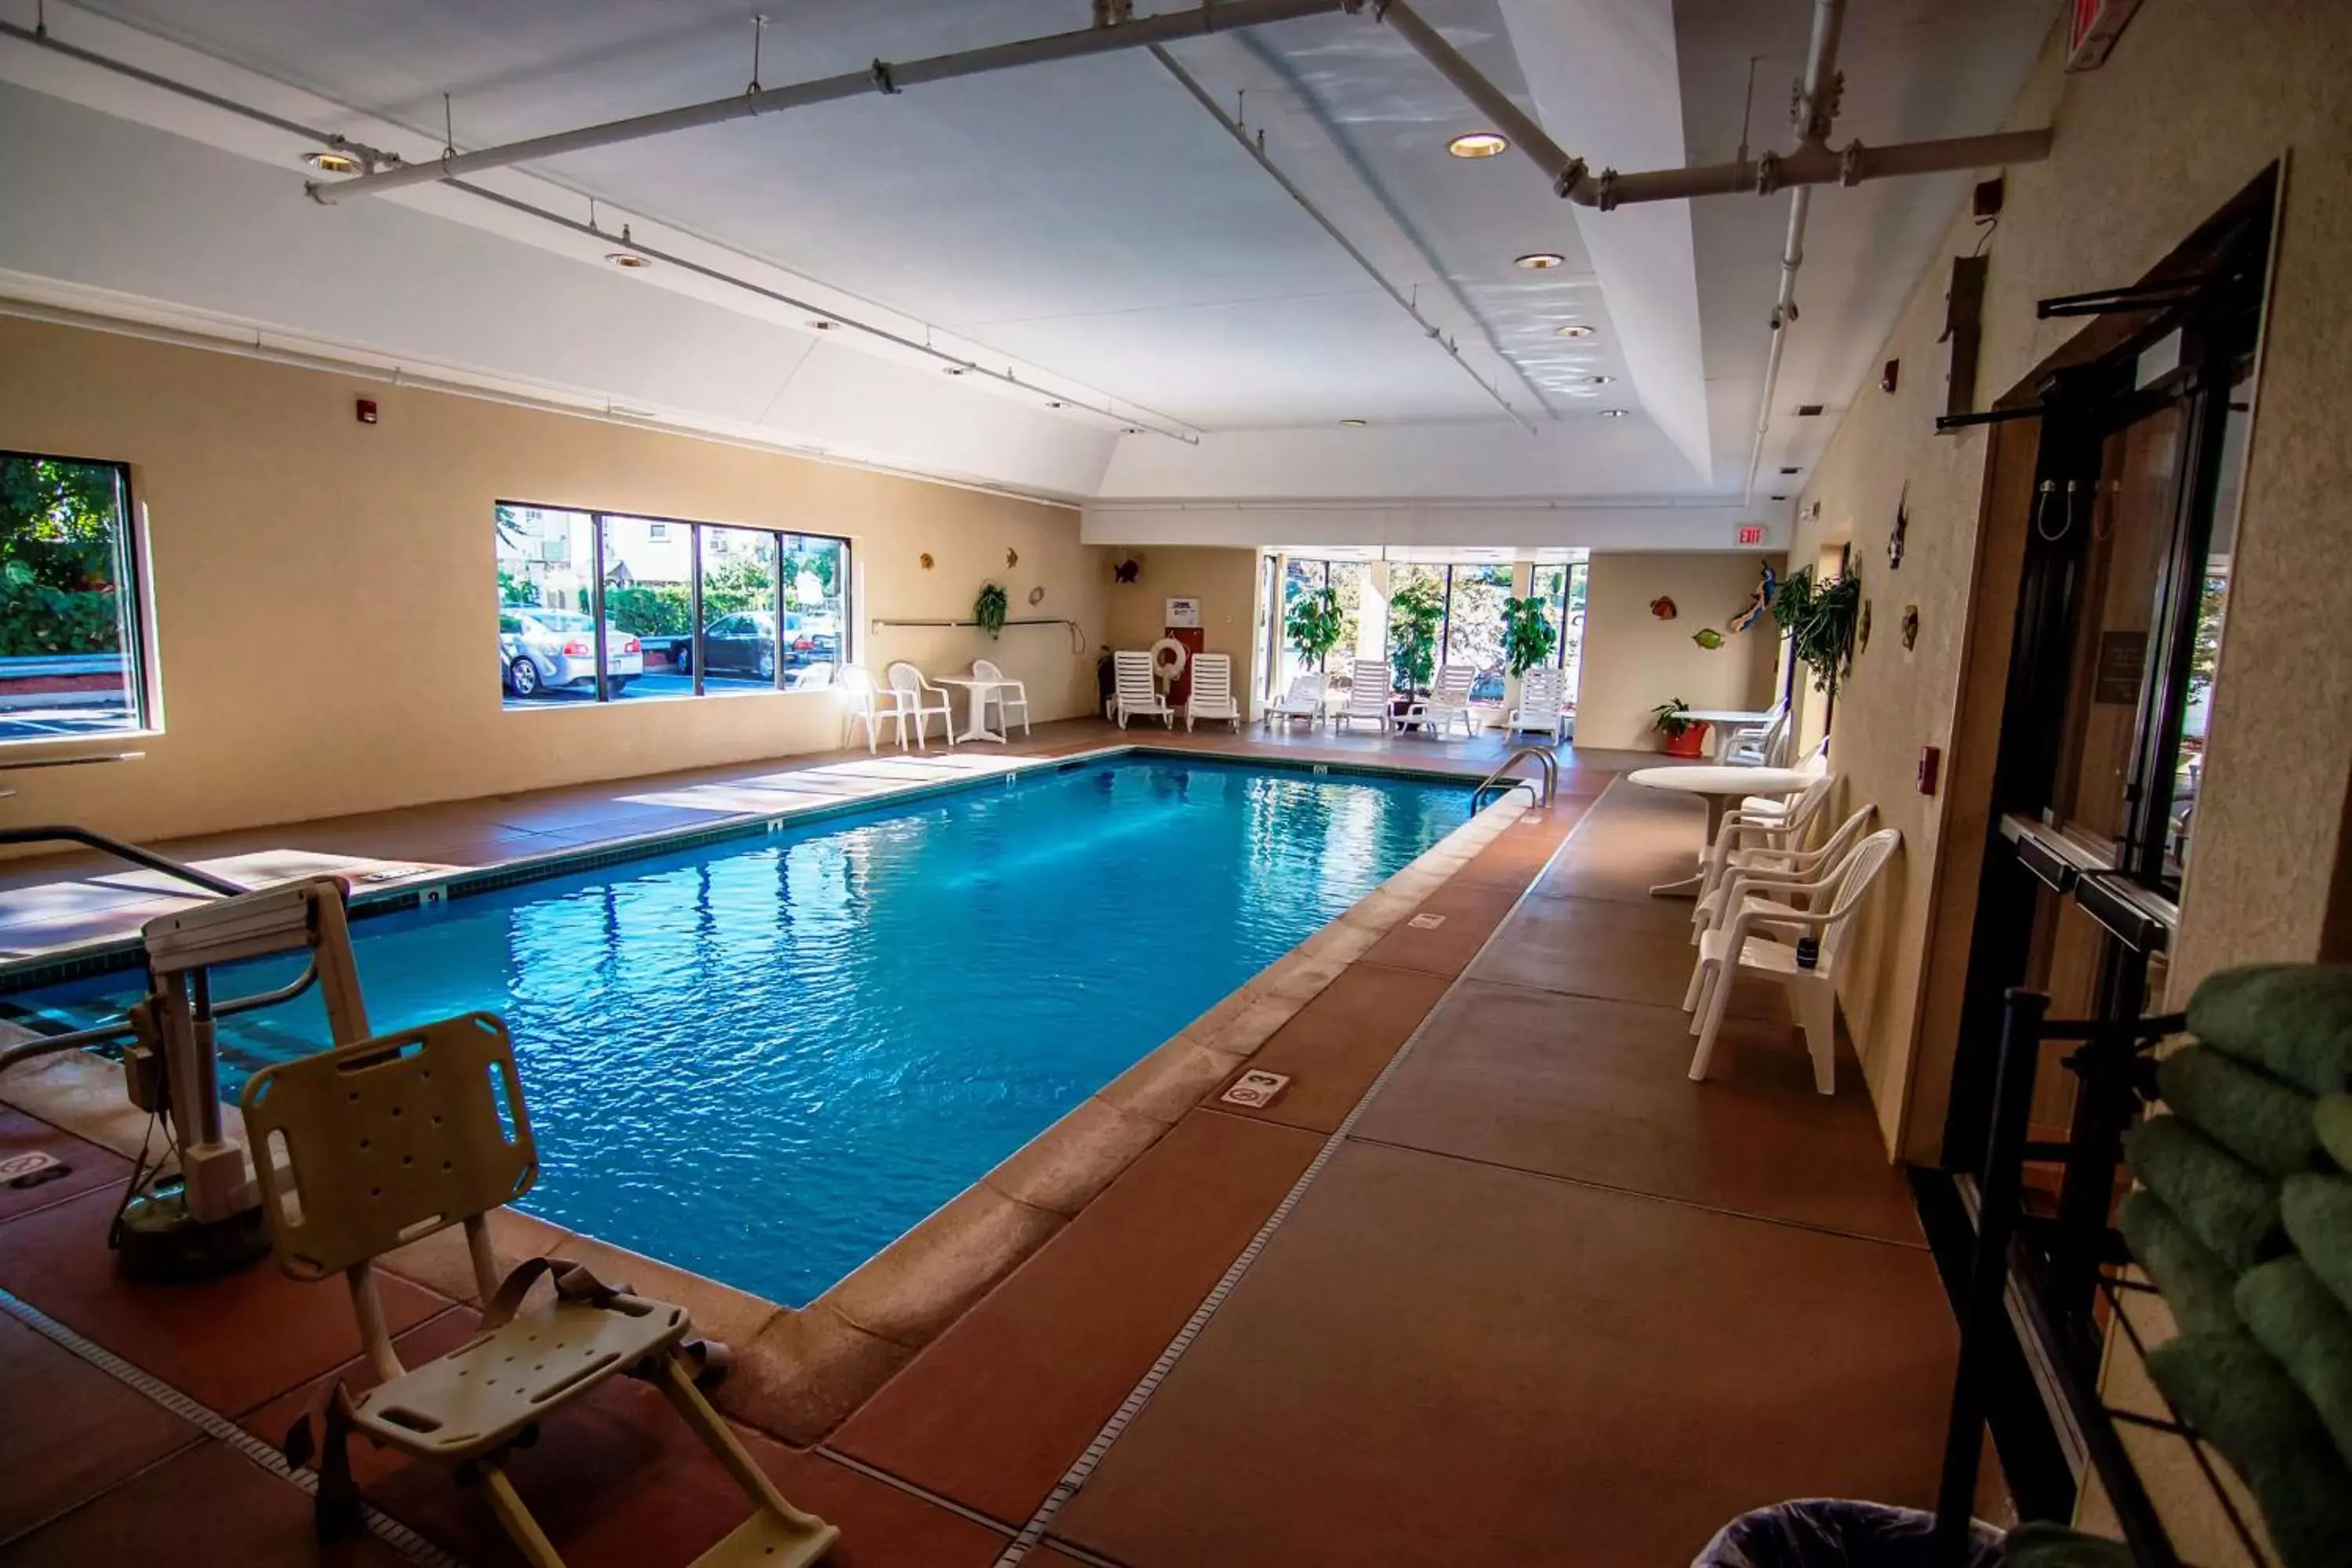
[1626,764,1814,897]
[932,677,1014,744]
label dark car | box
[677,612,779,681]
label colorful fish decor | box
[1691,627,1726,651]
[1649,595,1678,621]
[1726,560,1777,634]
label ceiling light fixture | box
[1340,418,1369,426]
[805,319,834,331]
[1585,374,1615,385]
[1514,252,1566,270]
[1046,400,1065,409]
[303,149,361,175]
[944,365,967,376]
[604,251,652,269]
[1554,324,1595,339]
[1599,408,1628,419]
[1447,132,1508,159]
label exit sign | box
[2067,0,2140,69]
[1737,524,1766,546]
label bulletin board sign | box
[1164,597,1202,629]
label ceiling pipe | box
[1744,0,1844,505]
[1374,0,2050,208]
[1146,45,1537,434]
[305,0,1356,204]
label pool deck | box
[0,722,1963,1566]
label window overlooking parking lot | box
[0,452,149,743]
[495,503,848,710]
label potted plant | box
[974,581,1009,639]
[1501,594,1558,677]
[1651,698,1709,758]
[1284,584,1346,672]
[1387,577,1445,712]
[1770,566,1862,699]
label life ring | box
[1150,637,1189,684]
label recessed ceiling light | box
[1340,418,1369,426]
[1046,400,1065,409]
[1585,374,1615,385]
[1778,465,1801,474]
[1448,132,1509,159]
[1514,252,1566,270]
[604,251,652,269]
[1769,494,1788,501]
[806,319,834,331]
[1599,408,1628,419]
[943,365,967,376]
[1555,324,1595,339]
[303,149,362,175]
[1121,426,1141,435]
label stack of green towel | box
[2099,963,2352,1568]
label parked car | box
[499,608,642,698]
[677,611,779,681]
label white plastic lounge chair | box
[838,663,893,753]
[1682,828,1901,1094]
[1403,665,1476,739]
[1265,671,1327,729]
[1693,804,1877,944]
[1112,649,1173,728]
[1334,659,1394,733]
[971,657,1030,736]
[885,660,954,749]
[1505,665,1570,742]
[1185,652,1242,731]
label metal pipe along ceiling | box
[307,0,1356,203]
[1146,45,1537,433]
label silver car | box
[499,608,644,698]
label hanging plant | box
[975,581,1009,639]
[1284,585,1346,666]
[1771,566,1864,699]
[1501,595,1558,676]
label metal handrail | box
[0,826,248,898]
[0,960,321,1074]
[1472,746,1559,808]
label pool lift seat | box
[241,1012,840,1566]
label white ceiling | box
[0,0,2058,540]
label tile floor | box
[0,729,1961,1566]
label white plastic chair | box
[1112,650,1172,728]
[1695,770,1838,917]
[884,661,954,749]
[1265,671,1327,729]
[1404,665,1476,738]
[837,664,895,753]
[1693,804,1877,944]
[971,658,1030,736]
[1185,652,1241,731]
[1506,665,1570,742]
[1334,659,1394,733]
[1682,828,1901,1094]
[1726,705,1788,765]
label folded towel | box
[2238,1258,2352,1471]
[2118,1189,2241,1334]
[2123,1114,2284,1274]
[2284,1174,2352,1315]
[2156,1045,2320,1176]
[2187,964,2352,1098]
[2144,1330,2352,1568]
[2318,1094,2352,1172]
[1999,1523,2136,1567]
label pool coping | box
[0,742,1533,1446]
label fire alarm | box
[355,398,379,425]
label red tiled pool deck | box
[0,723,1958,1566]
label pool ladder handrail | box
[1472,746,1558,808]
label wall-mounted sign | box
[2093,630,2149,704]
[1164,597,1202,629]
[1737,524,1766,546]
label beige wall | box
[0,316,1109,842]
[1575,552,1781,749]
[1788,0,2352,1171]
[1103,546,1266,718]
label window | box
[1532,561,1589,692]
[0,452,148,742]
[1275,557,1372,702]
[1386,561,1520,702]
[495,502,849,709]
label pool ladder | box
[1472,746,1558,808]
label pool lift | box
[2,875,372,1281]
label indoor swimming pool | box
[12,755,1472,1305]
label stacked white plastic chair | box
[884,661,955,749]
[1682,828,1902,1095]
[1405,664,1477,738]
[1185,652,1242,731]
[1693,804,1878,945]
[971,657,1030,735]
[1335,659,1395,733]
[1693,770,1838,924]
[1505,665,1570,742]
[1726,703,1789,765]
[1111,649,1173,728]
[1265,671,1327,729]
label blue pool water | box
[17,757,1469,1305]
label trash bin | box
[1693,1501,2002,1568]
